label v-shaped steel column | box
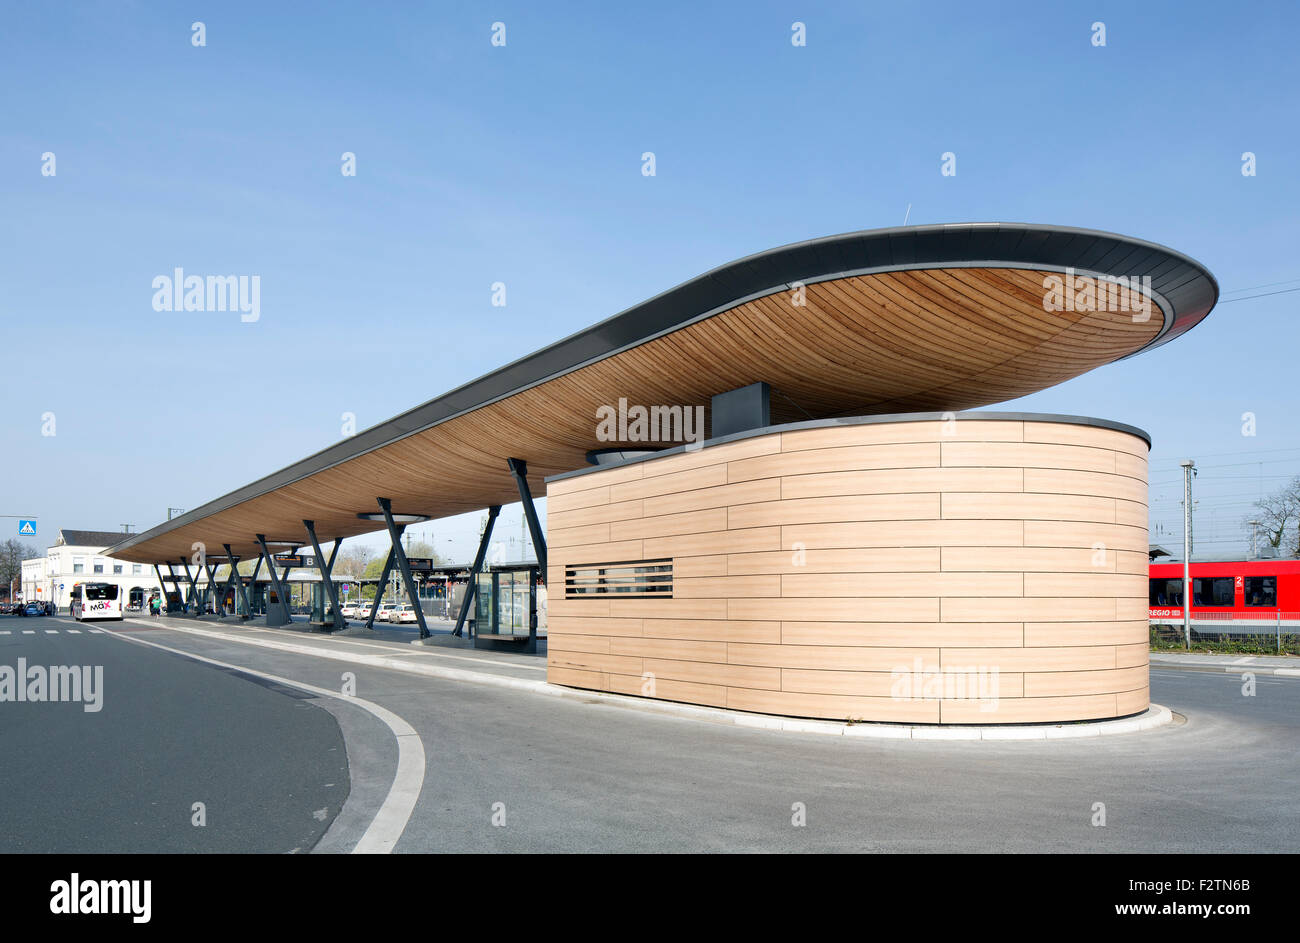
[256,534,292,626]
[377,498,429,639]
[246,552,264,617]
[304,521,344,630]
[365,535,401,630]
[224,545,253,618]
[163,562,181,613]
[452,504,500,638]
[177,559,199,616]
[506,458,547,574]
[203,559,221,615]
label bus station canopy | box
[105,222,1217,565]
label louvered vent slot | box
[565,559,673,598]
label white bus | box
[70,582,125,621]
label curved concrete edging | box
[129,620,1173,741]
[529,684,1173,740]
[733,704,1174,740]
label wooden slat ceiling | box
[106,225,1217,564]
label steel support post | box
[256,535,292,624]
[246,554,264,617]
[178,560,199,615]
[365,539,400,630]
[224,544,253,618]
[304,521,344,630]
[164,562,182,613]
[203,560,221,616]
[218,560,239,616]
[377,498,430,639]
[453,504,500,638]
[506,458,547,574]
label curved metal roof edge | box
[105,222,1210,560]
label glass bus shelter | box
[473,562,542,653]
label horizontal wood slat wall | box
[545,418,1150,724]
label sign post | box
[1181,459,1195,651]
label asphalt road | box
[0,614,348,852]
[2,612,1297,852]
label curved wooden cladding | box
[545,417,1150,725]
[115,266,1159,564]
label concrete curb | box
[127,620,1174,741]
[729,703,1172,740]
[1151,657,1300,678]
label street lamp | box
[1181,459,1196,651]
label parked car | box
[375,603,396,622]
[340,604,359,618]
[394,605,418,624]
[24,603,45,616]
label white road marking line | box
[88,628,105,633]
[0,630,10,635]
[44,629,58,634]
[66,629,82,634]
[22,630,35,635]
[97,626,425,854]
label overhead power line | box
[1218,286,1300,304]
[1221,276,1300,294]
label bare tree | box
[1247,476,1300,556]
[334,545,375,580]
[0,539,41,593]
[406,540,437,561]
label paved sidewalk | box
[1150,651,1300,676]
[121,614,1172,740]
[175,612,547,652]
[132,613,546,682]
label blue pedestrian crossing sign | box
[17,519,36,536]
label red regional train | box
[1149,558,1300,629]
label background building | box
[22,529,166,612]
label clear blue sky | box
[3,1,1297,561]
